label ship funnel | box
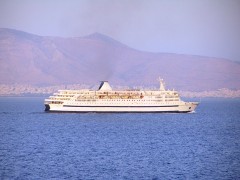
[98,81,112,91]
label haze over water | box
[0,97,240,179]
[0,0,240,62]
[1,1,240,178]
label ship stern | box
[45,104,50,111]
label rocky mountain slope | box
[0,28,240,91]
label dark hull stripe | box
[46,110,191,113]
[63,105,179,108]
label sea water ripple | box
[0,97,240,179]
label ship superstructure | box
[44,79,199,113]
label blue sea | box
[0,97,240,179]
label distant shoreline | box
[1,83,240,98]
[1,86,240,98]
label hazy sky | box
[0,0,240,62]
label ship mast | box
[158,77,166,91]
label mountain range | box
[0,28,240,91]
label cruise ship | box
[44,79,199,113]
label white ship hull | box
[44,79,199,113]
[45,102,198,113]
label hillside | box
[0,28,240,91]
